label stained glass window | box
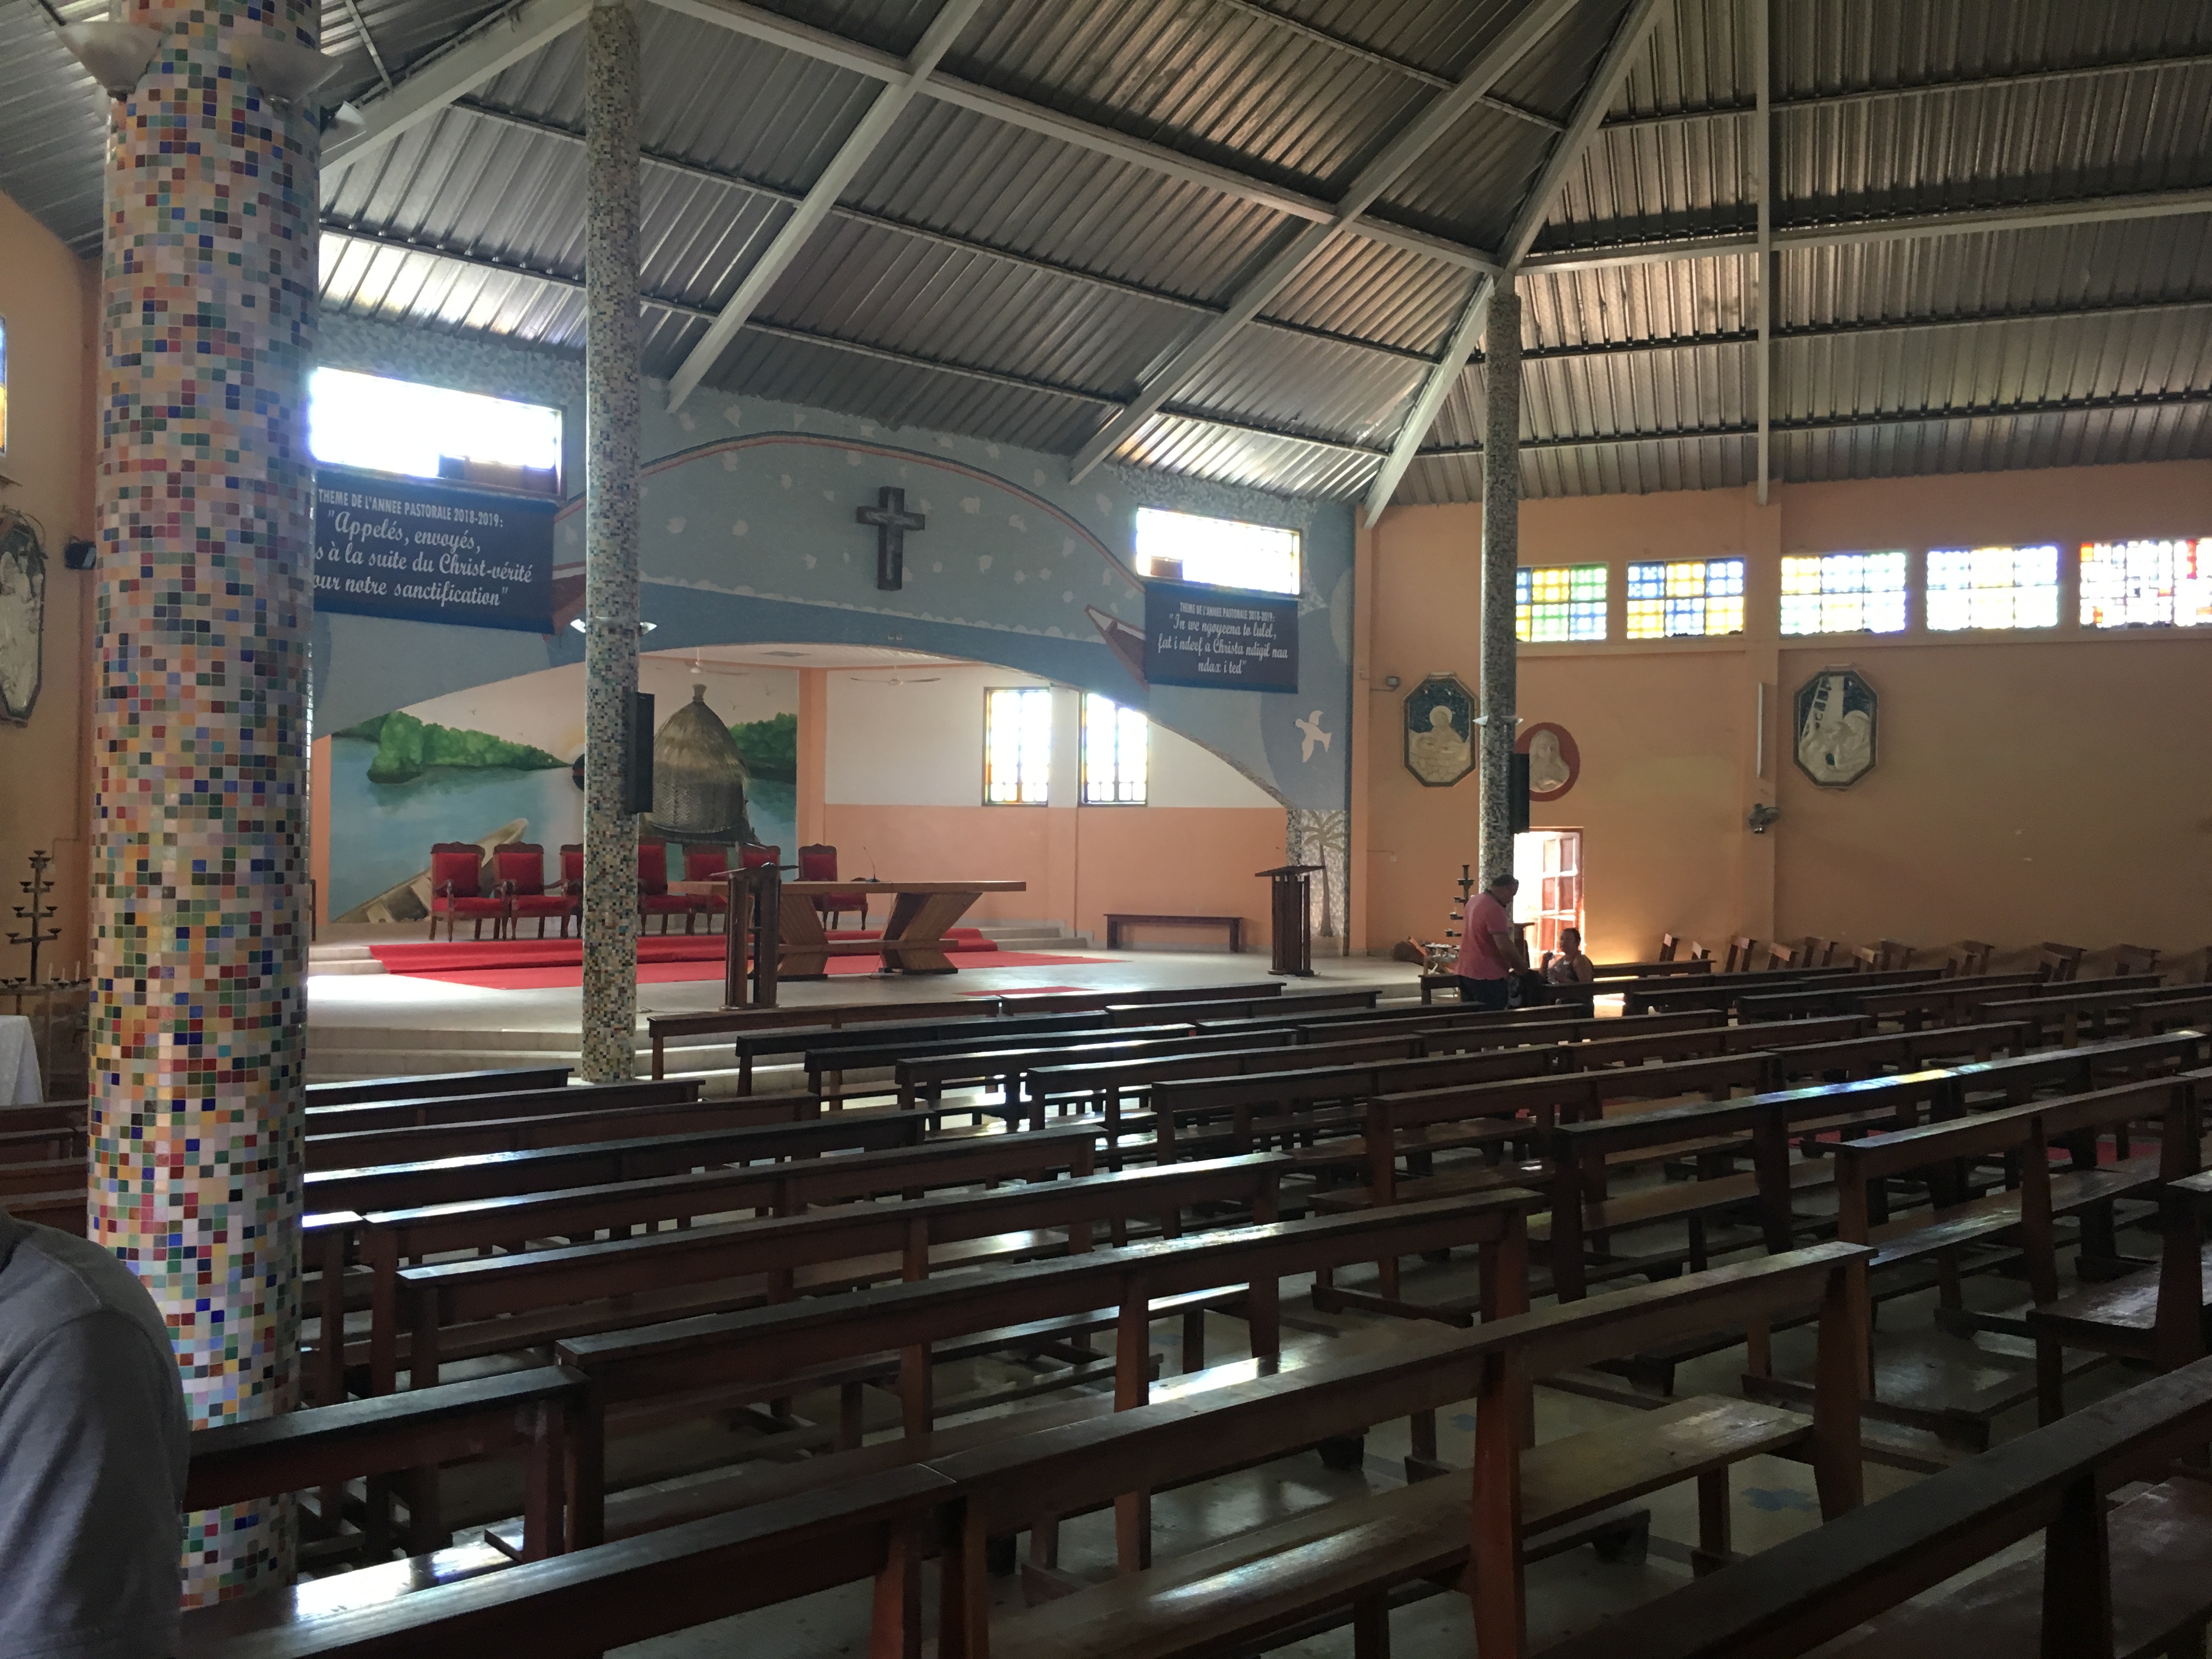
[1081,693,1148,804]
[1926,545,2061,631]
[1625,558,1745,638]
[2079,539,2212,629]
[1516,563,1607,641]
[1780,551,1908,635]
[984,687,1053,804]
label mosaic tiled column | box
[1477,286,1522,883]
[580,0,642,1081]
[89,0,319,1605]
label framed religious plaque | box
[1402,674,1474,787]
[1516,720,1579,800]
[1793,667,1877,788]
[0,508,47,725]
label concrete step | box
[308,943,388,977]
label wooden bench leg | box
[1352,1594,1391,1659]
[1407,1409,1443,1483]
[1694,1468,1731,1577]
[1181,1306,1207,1374]
[874,1513,927,1659]
[2035,1335,2068,1426]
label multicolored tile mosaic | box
[91,0,318,1606]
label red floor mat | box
[391,950,1107,991]
[369,928,999,975]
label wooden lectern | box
[1256,864,1323,977]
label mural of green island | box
[729,712,795,782]
[341,710,567,785]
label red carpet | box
[367,932,1105,989]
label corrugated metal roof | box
[4,0,2209,502]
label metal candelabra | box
[8,848,60,983]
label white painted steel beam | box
[1521,186,2212,274]
[1063,0,1583,483]
[324,0,591,168]
[663,0,989,410]
[649,0,1504,281]
[1753,0,1772,505]
[1361,0,1670,521]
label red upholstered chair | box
[682,845,730,933]
[740,844,782,871]
[797,843,867,931]
[492,843,574,940]
[637,842,698,935]
[558,843,585,908]
[428,843,503,941]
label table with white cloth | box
[0,1013,43,1105]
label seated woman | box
[1539,929,1593,995]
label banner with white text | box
[1142,578,1299,691]
[314,467,556,632]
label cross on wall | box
[856,487,926,591]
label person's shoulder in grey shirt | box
[0,1207,189,1659]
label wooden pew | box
[1540,1355,2212,1659]
[2029,1082,2212,1423]
[554,1195,1542,1536]
[648,996,988,1079]
[934,1243,1872,1659]
[1819,1075,2198,1444]
[1941,1029,2209,1112]
[306,1068,574,1107]
[1983,980,2212,1046]
[187,1368,585,1566]
[1619,964,1908,1015]
[1032,1010,1731,1131]
[349,1121,1112,1396]
[394,1154,1288,1398]
[1542,1069,1962,1305]
[304,1093,816,1172]
[177,1463,951,1659]
[302,1078,703,1136]
[1758,1019,2039,1082]
[814,1021,1211,1108]
[1736,972,2042,1023]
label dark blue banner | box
[1142,578,1299,691]
[314,467,555,633]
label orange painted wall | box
[0,188,97,978]
[821,802,1287,947]
[1361,460,2212,964]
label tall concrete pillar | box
[580,0,642,1081]
[1477,286,1523,883]
[89,0,319,1604]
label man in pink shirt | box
[1452,872,1526,1010]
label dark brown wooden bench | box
[1541,1355,2212,1659]
[177,1462,951,1659]
[185,1368,585,1567]
[1103,912,1243,952]
[348,1120,1113,1396]
[1627,966,1937,1017]
[1983,981,2212,1047]
[2028,1078,2212,1423]
[301,1077,703,1136]
[934,1243,1872,1659]
[305,1068,574,1107]
[305,1092,815,1172]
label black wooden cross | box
[856,486,926,591]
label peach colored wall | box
[821,802,1287,947]
[0,188,97,978]
[1363,460,2212,963]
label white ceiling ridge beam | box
[1361,0,1671,522]
[650,0,1499,275]
[664,0,991,411]
[324,0,591,168]
[1753,0,1772,505]
[319,223,1391,460]
[1522,185,2212,272]
[1063,0,1581,483]
[1601,48,2212,130]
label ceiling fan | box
[847,673,943,686]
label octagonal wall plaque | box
[1403,674,1474,787]
[1793,667,1876,788]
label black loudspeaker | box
[63,539,97,570]
[1509,751,1531,834]
[625,691,655,816]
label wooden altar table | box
[719,876,1028,997]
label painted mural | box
[326,660,798,921]
[312,315,1356,826]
